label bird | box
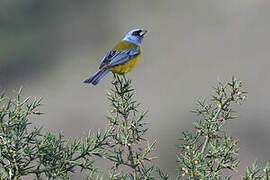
[83,29,147,85]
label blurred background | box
[1,0,270,179]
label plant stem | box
[201,136,209,154]
[201,107,221,154]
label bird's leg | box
[112,73,117,85]
[112,73,121,93]
[116,74,121,84]
[123,74,129,88]
[123,74,127,83]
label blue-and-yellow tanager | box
[83,29,147,85]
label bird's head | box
[123,29,148,45]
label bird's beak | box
[139,29,148,37]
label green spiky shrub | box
[177,77,247,179]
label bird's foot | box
[111,73,118,85]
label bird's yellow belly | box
[111,54,141,75]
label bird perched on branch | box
[83,29,147,85]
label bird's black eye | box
[132,30,141,36]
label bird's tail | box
[83,68,110,85]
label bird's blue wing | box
[99,47,140,69]
[99,51,117,69]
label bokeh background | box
[1,0,270,179]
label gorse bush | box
[103,76,168,179]
[0,77,167,180]
[242,161,270,180]
[0,88,107,179]
[177,77,246,179]
[0,76,268,179]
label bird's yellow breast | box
[111,45,142,75]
